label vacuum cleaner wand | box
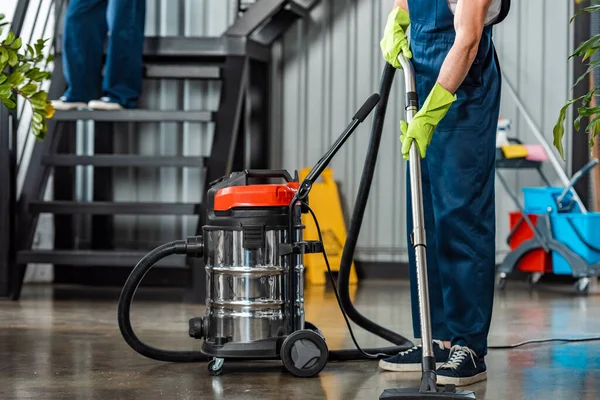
[296,93,381,203]
[378,55,477,400]
[289,93,380,333]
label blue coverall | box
[62,0,146,108]
[405,0,501,357]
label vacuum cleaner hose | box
[336,63,414,348]
[117,240,209,363]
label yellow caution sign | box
[299,168,358,285]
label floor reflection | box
[1,281,600,399]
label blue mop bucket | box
[550,213,600,275]
[522,187,581,214]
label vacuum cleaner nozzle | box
[379,386,476,400]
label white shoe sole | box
[87,100,124,110]
[51,101,87,110]
[378,359,443,372]
[436,371,487,386]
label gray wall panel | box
[279,0,575,263]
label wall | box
[277,0,576,264]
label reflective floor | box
[2,280,600,399]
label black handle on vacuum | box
[296,93,381,202]
[244,169,295,183]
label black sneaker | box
[378,340,450,372]
[436,345,487,386]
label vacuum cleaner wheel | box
[281,330,328,377]
[304,321,324,337]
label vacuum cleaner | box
[117,54,475,399]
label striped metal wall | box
[276,0,576,263]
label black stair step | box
[29,201,201,215]
[52,110,213,122]
[144,63,221,80]
[54,36,270,62]
[42,155,205,168]
[17,250,187,268]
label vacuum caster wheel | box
[304,321,324,337]
[281,330,328,378]
[575,278,590,295]
[495,272,507,291]
[208,358,224,376]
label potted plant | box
[554,3,600,158]
[1,13,54,138]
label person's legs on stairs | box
[56,0,108,110]
[378,158,451,372]
[91,0,146,109]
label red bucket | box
[508,212,552,273]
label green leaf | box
[586,113,600,133]
[16,62,31,73]
[3,31,15,46]
[7,49,18,66]
[574,114,583,131]
[584,47,598,61]
[573,64,598,88]
[2,96,16,108]
[0,74,6,84]
[571,35,600,59]
[34,38,48,57]
[10,37,21,50]
[32,112,43,124]
[0,14,5,20]
[571,4,600,23]
[0,47,8,64]
[553,96,585,159]
[577,106,600,117]
[46,53,54,63]
[6,71,24,86]
[30,90,48,109]
[20,83,37,96]
[26,44,34,57]
[0,83,10,98]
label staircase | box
[1,0,320,300]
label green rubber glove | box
[380,7,412,69]
[400,83,456,160]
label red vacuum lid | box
[214,182,299,211]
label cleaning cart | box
[495,119,600,294]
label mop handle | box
[397,54,436,364]
[557,158,600,206]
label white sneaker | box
[87,97,124,111]
[51,96,87,110]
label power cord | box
[304,202,391,359]
[304,202,600,352]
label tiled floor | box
[1,280,600,399]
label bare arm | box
[393,0,408,12]
[437,0,492,94]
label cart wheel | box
[281,330,328,378]
[575,278,590,295]
[495,272,507,291]
[528,273,543,286]
[208,357,224,376]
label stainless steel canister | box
[204,228,304,343]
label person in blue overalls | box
[51,0,146,111]
[377,0,501,387]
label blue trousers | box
[405,28,501,359]
[62,0,146,108]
